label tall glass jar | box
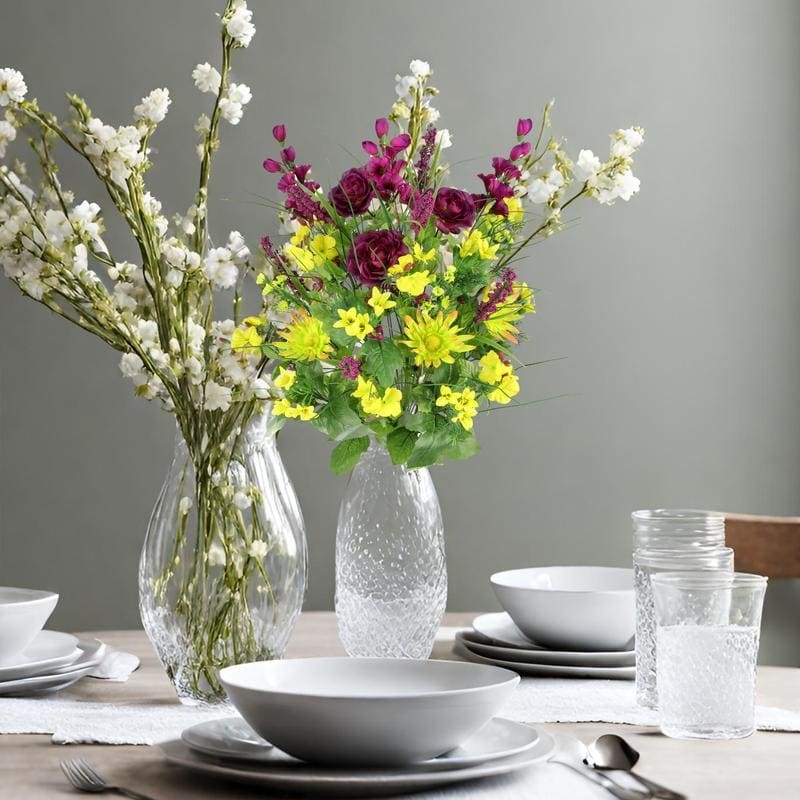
[632,509,725,551]
[139,412,307,706]
[634,546,733,708]
[335,438,447,658]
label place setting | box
[0,587,137,699]
[454,566,636,680]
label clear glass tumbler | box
[652,572,767,739]
[632,509,725,551]
[634,546,733,708]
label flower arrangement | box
[0,2,303,703]
[254,61,644,473]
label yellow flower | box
[478,351,510,385]
[443,265,456,283]
[412,242,437,264]
[401,309,475,368]
[387,253,414,276]
[351,377,402,418]
[367,287,396,317]
[396,269,433,296]
[352,375,377,402]
[274,312,332,362]
[273,366,296,390]
[459,229,500,261]
[487,372,520,404]
[284,243,315,272]
[309,234,337,266]
[273,397,318,420]
[231,326,262,355]
[333,307,374,341]
[293,403,318,420]
[273,397,293,417]
[435,385,456,407]
[505,196,524,224]
[290,225,310,246]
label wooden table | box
[1,612,798,799]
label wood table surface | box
[1,612,798,799]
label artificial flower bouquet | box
[254,61,644,473]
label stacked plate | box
[162,657,556,797]
[455,612,635,679]
[0,630,107,696]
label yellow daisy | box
[400,309,475,368]
[274,312,332,362]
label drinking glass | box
[652,572,767,739]
[633,546,733,708]
[632,509,725,551]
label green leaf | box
[361,338,405,388]
[330,436,370,475]
[444,433,480,461]
[312,392,366,441]
[386,427,418,465]
[406,428,452,469]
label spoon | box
[550,734,650,800]
[587,734,687,800]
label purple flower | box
[509,142,531,161]
[362,140,379,156]
[346,229,408,286]
[338,356,362,379]
[262,158,282,173]
[432,187,476,233]
[329,167,374,217]
[375,117,389,138]
[272,124,287,143]
[411,189,435,231]
[366,156,408,201]
[517,118,533,137]
[281,146,296,163]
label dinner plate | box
[0,631,80,681]
[161,728,556,797]
[473,613,635,656]
[455,641,635,680]
[182,716,539,770]
[458,631,636,668]
[0,639,106,696]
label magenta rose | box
[433,187,477,233]
[329,167,374,217]
[346,229,408,286]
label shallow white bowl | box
[0,587,58,663]
[220,657,519,767]
[490,566,635,652]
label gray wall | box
[1,1,798,664]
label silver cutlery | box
[587,734,687,800]
[551,735,650,800]
[60,758,156,800]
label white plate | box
[0,630,80,681]
[182,716,539,770]
[455,641,635,680]
[161,729,556,797]
[459,631,635,668]
[0,639,106,696]
[473,613,635,656]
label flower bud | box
[375,117,389,138]
[272,124,286,142]
[262,158,281,173]
[516,118,533,137]
[280,146,295,163]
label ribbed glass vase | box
[335,438,447,658]
[139,411,307,705]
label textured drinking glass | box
[335,438,446,658]
[139,412,307,705]
[653,572,767,739]
[632,509,725,551]
[634,546,733,708]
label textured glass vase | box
[139,412,307,705]
[335,438,447,658]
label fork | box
[60,758,157,800]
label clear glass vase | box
[139,411,307,705]
[335,438,447,658]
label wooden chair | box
[724,514,800,578]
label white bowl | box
[220,657,519,767]
[0,587,58,663]
[490,566,635,652]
